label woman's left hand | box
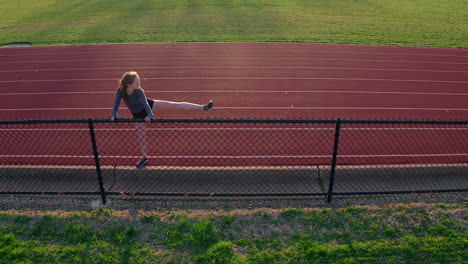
[144,116,152,122]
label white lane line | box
[1,154,467,159]
[0,66,467,73]
[1,107,468,111]
[1,128,467,132]
[1,78,467,84]
[1,91,466,96]
[1,49,467,58]
[2,57,467,65]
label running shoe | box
[136,157,149,169]
[203,100,213,111]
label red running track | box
[0,43,467,166]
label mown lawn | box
[0,0,467,48]
[0,202,466,263]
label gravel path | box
[0,192,466,211]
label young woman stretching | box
[111,71,213,169]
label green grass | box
[0,0,467,48]
[0,203,466,263]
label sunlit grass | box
[0,0,466,48]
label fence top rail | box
[0,118,467,125]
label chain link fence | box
[0,119,467,204]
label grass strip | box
[0,202,466,263]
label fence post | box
[327,119,342,203]
[88,119,107,204]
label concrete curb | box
[1,164,466,195]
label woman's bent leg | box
[135,123,147,158]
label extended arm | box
[111,89,122,118]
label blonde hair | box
[118,71,139,102]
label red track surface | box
[1,43,467,166]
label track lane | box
[3,58,467,72]
[1,92,467,110]
[2,79,467,95]
[2,42,467,56]
[1,67,467,82]
[1,108,467,121]
[2,51,467,64]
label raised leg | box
[153,100,204,111]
